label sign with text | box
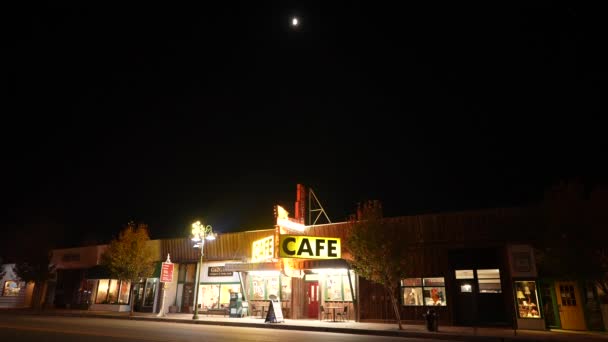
[208,266,234,277]
[252,235,275,262]
[279,235,341,259]
[160,262,174,283]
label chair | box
[336,305,349,321]
[320,305,331,321]
[250,303,262,318]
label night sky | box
[2,2,606,258]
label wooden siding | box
[161,229,276,262]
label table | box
[326,306,343,322]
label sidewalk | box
[3,308,607,342]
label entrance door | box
[182,284,194,313]
[555,281,586,330]
[306,281,319,319]
[453,279,476,325]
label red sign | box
[160,262,174,283]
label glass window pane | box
[251,276,265,300]
[118,281,131,304]
[325,275,342,301]
[185,264,197,283]
[200,284,221,309]
[144,279,157,306]
[402,287,423,306]
[423,277,445,287]
[96,279,109,304]
[342,274,355,302]
[477,269,500,279]
[281,276,292,301]
[219,284,241,308]
[515,280,541,318]
[108,279,119,304]
[267,276,280,299]
[401,278,422,286]
[455,270,474,279]
[423,286,447,306]
[3,281,22,296]
[479,278,502,293]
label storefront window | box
[219,284,241,308]
[280,275,291,301]
[118,281,130,304]
[343,275,354,301]
[200,284,221,309]
[455,270,474,279]
[477,269,502,293]
[107,279,119,303]
[96,279,109,304]
[401,278,422,306]
[95,279,131,304]
[423,277,447,306]
[143,279,156,306]
[267,276,280,299]
[515,280,541,318]
[325,275,342,301]
[2,280,21,296]
[251,276,266,300]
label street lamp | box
[190,220,216,320]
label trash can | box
[423,309,439,332]
[229,292,243,318]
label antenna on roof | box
[309,187,331,225]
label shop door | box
[555,281,586,330]
[453,279,477,325]
[182,283,194,313]
[306,281,319,319]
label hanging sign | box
[160,262,174,283]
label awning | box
[223,262,281,272]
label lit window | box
[2,280,22,296]
[401,277,447,306]
[515,280,541,318]
[477,269,502,293]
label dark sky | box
[2,1,606,257]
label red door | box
[307,281,319,319]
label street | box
[0,315,456,342]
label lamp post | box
[190,220,216,320]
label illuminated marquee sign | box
[252,235,275,262]
[279,235,341,259]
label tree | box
[347,200,409,330]
[100,222,156,316]
[13,251,55,309]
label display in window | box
[119,281,131,304]
[108,279,119,304]
[219,284,241,308]
[402,287,423,306]
[280,276,292,301]
[343,275,354,301]
[2,280,21,296]
[455,270,474,279]
[251,276,265,300]
[515,280,541,318]
[423,286,447,306]
[143,279,156,306]
[96,279,109,304]
[267,276,280,299]
[326,275,342,301]
[200,284,221,309]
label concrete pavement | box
[2,308,607,342]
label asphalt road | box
[0,315,457,342]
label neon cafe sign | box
[279,235,341,259]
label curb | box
[4,310,603,342]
